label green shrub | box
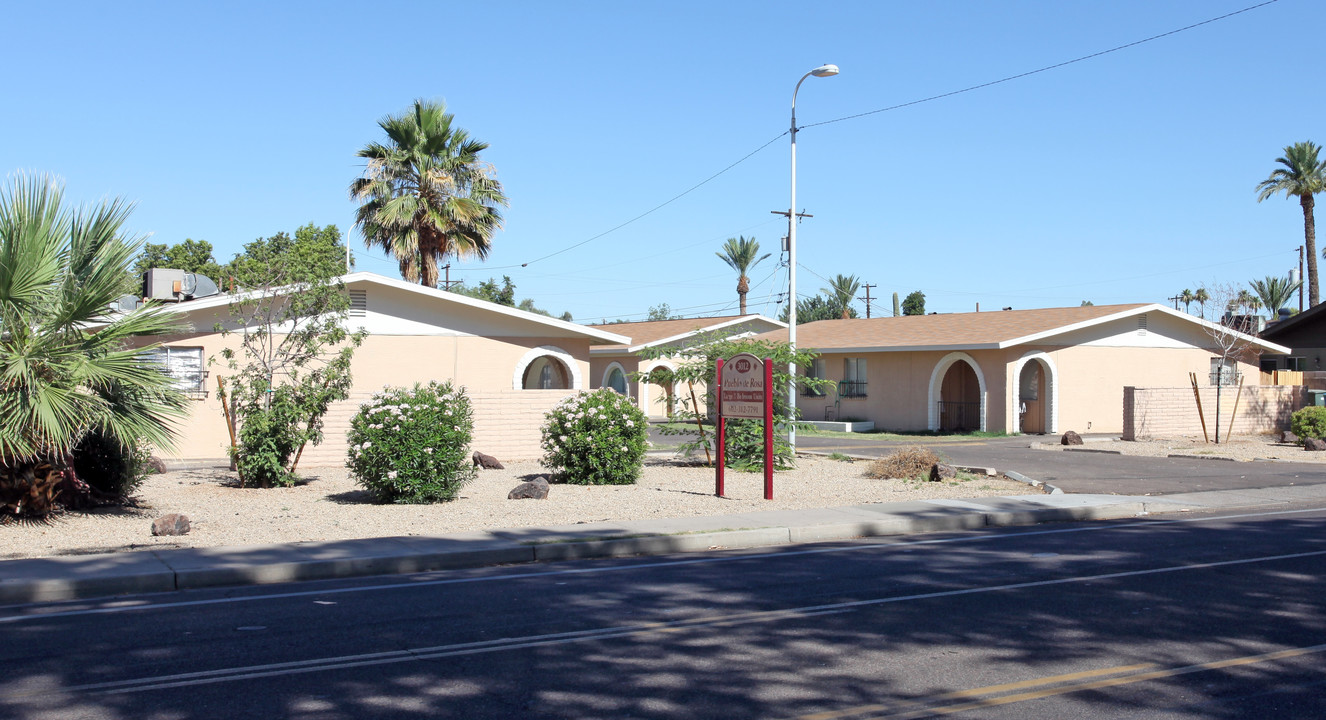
[1290,406,1326,442]
[347,381,476,503]
[541,389,648,484]
[71,429,152,499]
[723,418,795,471]
[233,388,303,488]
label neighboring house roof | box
[149,271,632,345]
[756,303,1290,354]
[590,314,787,354]
[1260,300,1326,342]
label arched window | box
[606,366,628,395]
[522,356,571,389]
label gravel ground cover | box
[1036,434,1326,462]
[0,456,1029,560]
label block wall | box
[1122,385,1306,440]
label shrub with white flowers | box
[346,381,476,503]
[541,388,649,485]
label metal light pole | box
[787,63,839,453]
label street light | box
[787,63,839,453]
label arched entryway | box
[1011,352,1058,434]
[928,352,987,432]
[640,361,677,418]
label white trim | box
[590,315,786,355]
[998,303,1290,354]
[144,271,631,345]
[1010,351,1059,434]
[927,352,987,432]
[513,345,583,390]
[601,361,629,396]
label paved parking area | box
[650,427,1326,496]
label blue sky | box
[5,0,1320,321]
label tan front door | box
[1019,362,1045,434]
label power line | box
[802,0,1280,131]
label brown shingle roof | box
[757,304,1153,351]
[591,315,781,353]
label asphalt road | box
[651,427,1326,495]
[3,504,1325,718]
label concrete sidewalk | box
[7,482,1326,605]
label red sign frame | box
[715,354,774,500]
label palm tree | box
[1194,287,1210,318]
[715,236,770,315]
[1179,288,1194,313]
[823,274,861,319]
[1249,275,1302,319]
[351,99,509,288]
[0,174,188,516]
[1257,141,1326,307]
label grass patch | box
[825,452,855,462]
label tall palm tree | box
[1257,141,1326,307]
[351,99,509,288]
[823,274,861,319]
[1194,287,1210,319]
[0,174,187,516]
[715,236,769,315]
[1249,275,1302,319]
[1179,288,1194,313]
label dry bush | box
[865,445,941,480]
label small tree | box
[902,290,926,316]
[1200,284,1261,443]
[219,224,366,487]
[636,332,831,470]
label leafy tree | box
[902,290,926,316]
[823,274,861,319]
[1080,300,1094,307]
[351,99,508,288]
[635,332,830,470]
[452,275,516,306]
[1249,274,1302,319]
[0,174,187,516]
[715,235,770,315]
[647,303,680,321]
[218,224,365,487]
[779,293,856,324]
[1257,141,1326,306]
[133,238,225,282]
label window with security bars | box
[841,357,867,398]
[142,346,207,397]
[802,359,827,396]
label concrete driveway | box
[648,426,1326,496]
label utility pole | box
[771,210,814,252]
[441,264,462,291]
[859,284,876,318]
[1168,294,1182,310]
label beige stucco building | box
[757,304,1290,435]
[588,315,786,418]
[139,272,629,467]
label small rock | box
[152,514,191,536]
[508,476,550,500]
[1304,438,1326,452]
[473,451,504,470]
[146,456,168,474]
[1280,430,1299,444]
[929,463,956,482]
[1061,431,1084,446]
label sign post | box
[716,353,775,499]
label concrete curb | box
[1003,470,1064,495]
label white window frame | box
[143,346,207,397]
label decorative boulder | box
[152,514,191,536]
[1061,431,1084,446]
[1305,438,1326,452]
[473,451,505,470]
[1280,430,1299,444]
[508,476,550,500]
[146,456,169,474]
[929,463,956,482]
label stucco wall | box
[148,331,595,464]
[1123,385,1306,440]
